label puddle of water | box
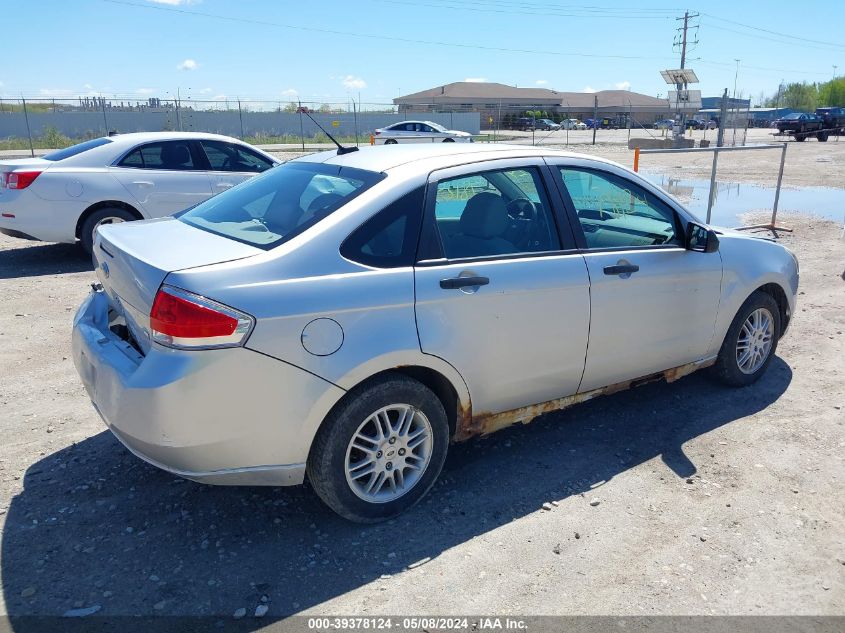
[643,173,845,227]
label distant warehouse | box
[394,81,672,126]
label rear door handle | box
[132,181,154,187]
[440,276,489,289]
[603,264,639,276]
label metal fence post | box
[22,97,35,157]
[771,143,788,227]
[298,101,305,151]
[237,99,245,139]
[706,147,720,223]
[592,95,598,145]
[101,98,108,134]
[353,99,359,147]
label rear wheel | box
[79,207,137,255]
[711,291,780,387]
[795,134,807,142]
[817,131,829,142]
[384,139,398,145]
[307,374,449,522]
[442,137,455,142]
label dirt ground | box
[0,142,843,624]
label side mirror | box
[686,222,720,253]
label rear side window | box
[341,187,425,268]
[43,137,112,161]
[118,141,197,170]
[179,162,385,249]
[200,140,274,173]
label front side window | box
[179,162,384,249]
[558,167,682,249]
[200,140,274,173]
[118,141,197,170]
[432,167,560,260]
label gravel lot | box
[0,137,843,625]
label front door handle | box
[603,264,639,276]
[440,276,489,289]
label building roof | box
[395,82,669,110]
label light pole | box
[834,65,838,81]
[732,59,740,104]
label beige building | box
[394,81,671,126]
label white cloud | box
[136,87,157,95]
[211,94,228,101]
[464,77,487,83]
[582,85,597,93]
[341,75,366,90]
[615,81,631,90]
[535,80,548,86]
[281,88,298,97]
[177,59,198,71]
[198,87,213,94]
[83,83,93,90]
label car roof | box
[100,131,248,148]
[292,143,608,174]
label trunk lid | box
[94,217,263,353]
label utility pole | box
[834,65,838,81]
[674,11,699,137]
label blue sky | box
[2,0,843,105]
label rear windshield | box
[43,137,113,161]
[179,162,385,249]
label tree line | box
[762,77,845,112]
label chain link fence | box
[0,95,686,153]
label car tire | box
[817,131,829,142]
[442,138,455,143]
[307,373,449,523]
[79,207,137,256]
[795,134,806,142]
[384,139,398,145]
[711,291,781,387]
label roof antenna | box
[298,103,358,155]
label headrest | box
[460,192,508,238]
[161,143,190,166]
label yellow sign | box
[332,120,340,127]
[488,116,494,123]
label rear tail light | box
[2,171,43,190]
[150,285,253,349]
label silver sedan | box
[72,144,798,522]
[374,120,472,144]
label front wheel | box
[442,137,455,142]
[307,374,449,522]
[711,291,780,387]
[384,139,398,145]
[79,207,137,255]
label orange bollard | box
[633,147,640,172]
[370,135,374,145]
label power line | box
[700,11,845,49]
[100,0,678,61]
[373,0,676,18]
[700,19,845,53]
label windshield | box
[179,162,385,250]
[783,114,802,120]
[43,137,113,161]
[426,122,448,132]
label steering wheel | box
[505,197,537,247]
[506,197,537,222]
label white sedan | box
[0,132,279,253]
[374,120,472,144]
